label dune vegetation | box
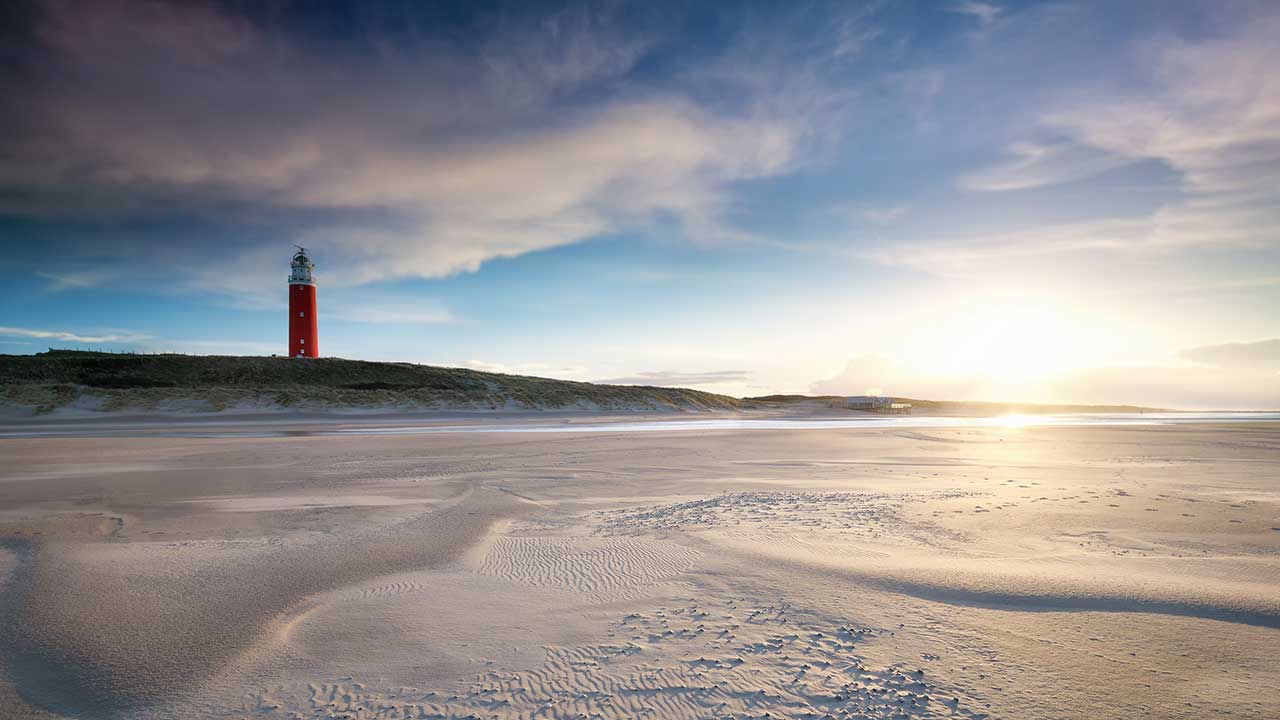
[0,350,741,414]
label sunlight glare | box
[933,298,1096,386]
[995,413,1035,428]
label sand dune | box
[1,487,530,717]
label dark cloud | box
[0,0,871,300]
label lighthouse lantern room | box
[288,247,318,357]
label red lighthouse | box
[288,247,318,357]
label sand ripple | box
[240,600,988,719]
[478,535,700,601]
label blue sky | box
[1,0,1277,408]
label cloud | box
[1178,338,1280,372]
[1031,9,1280,251]
[875,5,1280,281]
[950,2,1002,27]
[37,270,118,291]
[0,1,856,299]
[456,360,546,375]
[810,356,991,399]
[329,302,456,326]
[829,202,911,226]
[958,140,1133,191]
[866,217,1152,276]
[1049,364,1279,411]
[134,339,280,356]
[0,326,280,356]
[0,325,151,344]
[859,204,911,224]
[596,370,753,387]
[810,354,1280,410]
[455,360,586,379]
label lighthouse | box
[288,247,318,357]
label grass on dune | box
[0,350,741,414]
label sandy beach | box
[1,417,1277,719]
[4,0,1279,716]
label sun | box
[932,299,1095,386]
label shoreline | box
[2,409,1278,439]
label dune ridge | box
[0,487,528,717]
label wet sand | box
[1,420,1277,718]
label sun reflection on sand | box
[995,413,1035,428]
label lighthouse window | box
[299,338,305,344]
[299,311,304,317]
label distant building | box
[842,395,889,410]
[837,395,911,414]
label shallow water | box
[2,411,1278,439]
[334,412,1280,436]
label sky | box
[0,0,1277,409]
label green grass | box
[0,350,741,414]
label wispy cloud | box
[829,202,911,225]
[877,7,1280,281]
[0,325,151,344]
[455,360,587,378]
[957,140,1133,191]
[859,204,911,224]
[135,339,280,357]
[811,356,991,400]
[1178,338,1280,372]
[0,326,282,357]
[1017,10,1279,251]
[329,302,456,325]
[813,352,1280,410]
[37,270,118,292]
[1049,364,1278,410]
[596,370,752,387]
[866,217,1152,276]
[950,2,1002,27]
